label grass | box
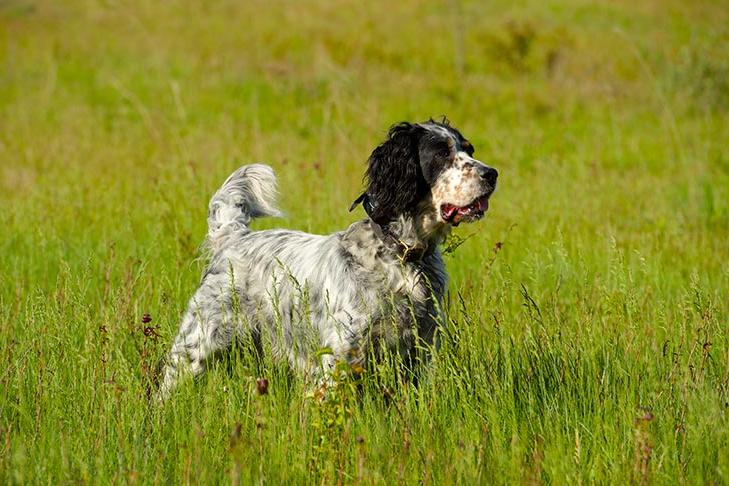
[1,0,728,483]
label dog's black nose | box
[479,167,498,186]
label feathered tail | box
[205,164,282,252]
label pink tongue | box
[444,198,487,222]
[443,205,458,219]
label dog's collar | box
[350,193,428,263]
[349,192,375,217]
[370,220,428,262]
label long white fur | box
[157,122,496,400]
[157,166,448,400]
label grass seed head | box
[256,377,269,395]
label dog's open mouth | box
[441,194,490,225]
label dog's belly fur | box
[172,220,447,381]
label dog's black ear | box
[362,122,426,224]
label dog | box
[157,120,497,399]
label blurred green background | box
[1,0,727,483]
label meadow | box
[1,0,728,483]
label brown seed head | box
[256,377,269,395]
[143,326,159,338]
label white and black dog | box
[157,120,497,399]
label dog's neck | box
[370,204,451,262]
[350,192,451,262]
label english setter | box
[157,120,498,399]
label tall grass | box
[1,0,727,483]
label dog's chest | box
[341,225,439,298]
[340,224,446,345]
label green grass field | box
[1,0,728,483]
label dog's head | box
[353,120,498,228]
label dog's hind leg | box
[156,288,238,401]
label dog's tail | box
[205,164,282,251]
